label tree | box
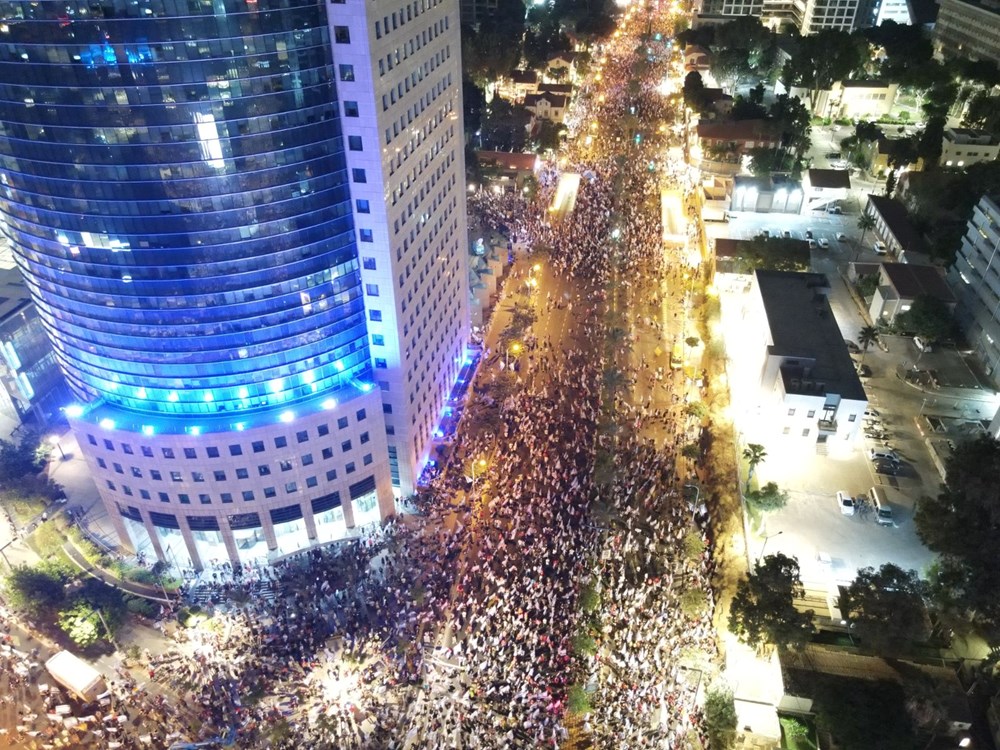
[3,562,68,615]
[683,71,709,113]
[884,169,897,197]
[531,120,565,153]
[857,325,879,367]
[915,434,1000,631]
[742,443,767,492]
[711,47,753,94]
[769,94,812,157]
[963,92,1000,134]
[729,553,814,653]
[813,675,916,750]
[478,99,532,151]
[746,481,788,512]
[58,601,107,648]
[917,115,946,167]
[895,294,952,342]
[839,564,927,654]
[0,433,44,485]
[857,213,876,247]
[746,147,792,176]
[704,686,738,750]
[782,30,867,113]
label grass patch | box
[780,715,817,750]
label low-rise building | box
[941,127,1000,168]
[543,52,575,81]
[497,70,539,102]
[524,92,569,124]
[869,262,956,325]
[789,80,898,119]
[731,174,804,214]
[802,168,850,212]
[684,44,712,73]
[871,136,923,176]
[695,118,782,151]
[748,270,867,447]
[864,194,930,264]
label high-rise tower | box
[0,0,469,569]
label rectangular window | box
[252,440,265,453]
[365,282,379,295]
[363,453,373,466]
[274,436,288,448]
[322,447,334,460]
[383,403,393,414]
[362,256,376,270]
[199,494,211,505]
[344,101,359,117]
[213,470,226,481]
[106,480,116,491]
[306,476,318,488]
[150,469,162,481]
[338,417,349,429]
[192,472,205,482]
[318,424,330,437]
[360,431,370,444]
[140,489,151,500]
[221,493,233,503]
[131,467,142,478]
[113,462,124,474]
[88,434,98,446]
[802,428,810,437]
[386,425,395,435]
[121,443,134,455]
[346,462,356,474]
[236,468,249,479]
[360,229,374,243]
[242,490,255,502]
[787,408,796,416]
[375,358,388,368]
[326,469,338,481]
[258,465,271,476]
[178,493,190,504]
[372,334,385,346]
[296,430,309,443]
[334,26,351,43]
[357,199,371,214]
[356,408,367,421]
[285,482,298,493]
[162,447,175,459]
[352,168,367,183]
[229,444,243,456]
[104,439,114,451]
[159,492,170,503]
[264,487,277,499]
[369,309,382,322]
[341,440,353,452]
[339,64,355,81]
[280,460,293,472]
[141,446,154,457]
[123,485,133,496]
[302,454,314,466]
[206,446,220,458]
[170,471,182,482]
[348,135,363,151]
[807,410,816,418]
[183,448,197,459]
[848,414,857,422]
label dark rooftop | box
[866,194,929,255]
[880,262,955,303]
[807,168,851,189]
[755,270,867,401]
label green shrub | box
[683,529,706,561]
[125,596,158,617]
[781,716,810,740]
[680,589,707,619]
[566,684,592,715]
[579,583,600,613]
[572,630,598,657]
[704,687,738,750]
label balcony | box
[817,418,837,433]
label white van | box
[873,240,887,254]
[869,486,894,526]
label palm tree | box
[857,325,880,367]
[742,443,767,492]
[857,213,876,248]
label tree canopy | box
[731,236,811,274]
[781,31,867,112]
[3,562,69,615]
[894,294,953,342]
[839,564,927,654]
[916,434,1000,631]
[729,553,814,652]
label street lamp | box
[505,342,522,370]
[759,530,783,560]
[48,434,66,460]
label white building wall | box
[328,0,471,495]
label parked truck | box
[44,650,106,702]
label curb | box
[61,539,176,604]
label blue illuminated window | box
[229,445,243,457]
[236,468,249,480]
[357,200,371,214]
[179,494,190,504]
[360,229,374,243]
[306,477,318,488]
[159,492,169,503]
[275,436,288,449]
[252,441,265,453]
[375,358,387,368]
[264,487,277,498]
[243,491,255,502]
[318,424,330,437]
[341,440,352,452]
[221,493,233,503]
[363,453,373,466]
[356,409,367,421]
[370,310,382,322]
[362,257,376,270]
[206,447,220,458]
[348,135,363,151]
[366,283,379,296]
[340,64,355,81]
[352,168,367,183]
[372,334,384,346]
[346,462,356,474]
[337,417,349,429]
[345,101,360,116]
[334,26,351,43]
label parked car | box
[805,229,814,239]
[782,229,792,238]
[825,152,842,159]
[808,239,817,249]
[864,407,880,418]
[827,206,843,215]
[836,232,847,241]
[818,238,830,249]
[873,240,887,254]
[914,336,933,352]
[869,448,900,463]
[836,491,855,516]
[844,340,861,354]
[874,459,898,476]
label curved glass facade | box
[0,0,371,417]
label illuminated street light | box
[505,341,522,370]
[471,457,488,491]
[48,434,66,460]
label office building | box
[0,0,469,569]
[941,128,1000,168]
[748,271,867,448]
[948,196,1000,381]
[934,0,1000,64]
[700,0,882,32]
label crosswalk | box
[186,578,282,608]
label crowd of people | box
[0,3,726,748]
